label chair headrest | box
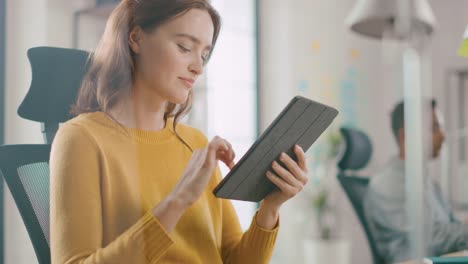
[337,127,372,171]
[18,46,90,123]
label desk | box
[397,250,468,264]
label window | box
[206,0,258,230]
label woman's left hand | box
[262,144,309,210]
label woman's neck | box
[107,90,167,131]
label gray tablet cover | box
[213,96,339,202]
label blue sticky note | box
[424,256,468,264]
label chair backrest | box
[337,174,383,264]
[0,144,51,264]
[336,127,384,264]
[337,127,373,171]
[18,46,90,143]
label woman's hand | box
[170,136,236,207]
[257,145,309,229]
[152,136,235,233]
[264,144,308,208]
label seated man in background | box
[363,99,468,263]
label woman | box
[50,0,309,263]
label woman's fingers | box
[206,136,226,161]
[294,144,307,172]
[271,160,301,187]
[207,136,236,169]
[279,148,308,185]
[261,146,311,208]
[217,150,236,169]
[224,140,235,162]
[266,170,296,198]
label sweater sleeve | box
[216,169,279,264]
[50,123,174,264]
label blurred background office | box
[1,0,468,263]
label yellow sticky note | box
[350,48,360,59]
[311,41,321,52]
[458,39,468,57]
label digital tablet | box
[213,96,339,202]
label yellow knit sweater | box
[50,112,279,264]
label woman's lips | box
[179,77,194,88]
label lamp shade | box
[346,0,436,39]
[458,26,468,57]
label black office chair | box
[0,46,89,264]
[0,145,51,264]
[336,127,384,264]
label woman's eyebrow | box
[174,33,212,51]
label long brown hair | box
[72,0,221,142]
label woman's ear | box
[129,26,144,54]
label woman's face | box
[129,8,214,105]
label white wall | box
[6,1,48,263]
[259,0,468,263]
[430,0,468,102]
[257,0,452,263]
[5,0,75,262]
[428,0,468,206]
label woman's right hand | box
[152,136,235,233]
[170,136,236,206]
